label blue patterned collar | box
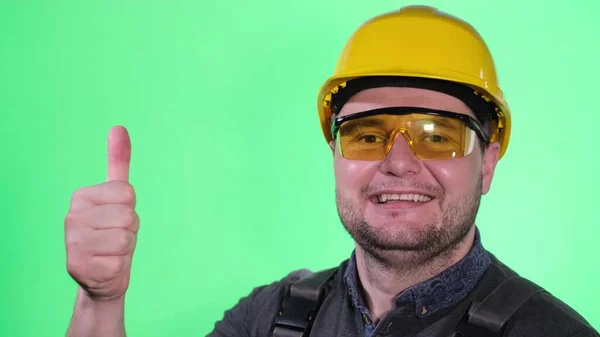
[343,228,491,319]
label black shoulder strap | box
[270,270,543,337]
[454,275,546,337]
[270,267,338,337]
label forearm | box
[66,287,127,337]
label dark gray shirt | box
[207,229,599,337]
[343,230,491,337]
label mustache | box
[360,180,443,197]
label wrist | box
[77,286,125,307]
[76,286,125,311]
[68,287,126,337]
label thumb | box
[107,125,131,182]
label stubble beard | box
[336,176,482,272]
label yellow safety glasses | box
[331,107,490,161]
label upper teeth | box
[377,194,431,203]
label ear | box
[481,142,500,195]
[329,140,335,155]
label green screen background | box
[1,0,598,335]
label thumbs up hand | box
[65,126,140,301]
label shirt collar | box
[343,227,491,318]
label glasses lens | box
[337,113,477,160]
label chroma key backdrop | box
[1,0,598,336]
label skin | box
[65,126,136,337]
[62,86,500,336]
[331,86,500,322]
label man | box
[63,5,598,337]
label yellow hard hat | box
[317,5,511,159]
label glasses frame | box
[330,107,491,146]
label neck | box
[354,226,476,322]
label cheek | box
[334,156,378,193]
[428,158,480,193]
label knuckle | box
[117,230,132,251]
[120,183,135,203]
[109,257,125,275]
[132,213,140,232]
[64,220,84,249]
[66,256,83,276]
[71,187,86,201]
[69,189,86,209]
[64,212,78,229]
[69,186,96,211]
[119,206,136,227]
[64,231,79,248]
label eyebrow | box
[340,118,386,135]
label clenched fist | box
[65,126,139,301]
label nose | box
[379,131,423,176]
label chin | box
[352,221,441,251]
[364,208,440,231]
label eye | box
[424,134,449,143]
[358,134,385,143]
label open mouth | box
[371,193,433,204]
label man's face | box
[332,86,500,264]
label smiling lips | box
[377,193,432,203]
[370,192,434,207]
